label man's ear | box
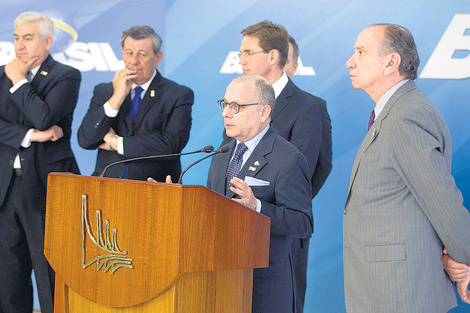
[154,50,164,67]
[384,52,401,75]
[260,104,272,123]
[44,35,53,51]
[269,49,280,66]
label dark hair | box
[241,20,289,69]
[121,25,162,54]
[289,36,299,64]
[370,23,420,80]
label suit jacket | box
[343,81,470,313]
[309,95,332,197]
[223,78,323,197]
[0,55,80,210]
[78,70,193,182]
[208,127,313,313]
[270,78,322,187]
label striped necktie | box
[225,142,248,195]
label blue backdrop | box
[1,1,469,312]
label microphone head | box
[202,145,214,153]
[218,145,230,153]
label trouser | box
[292,237,310,313]
[0,172,55,313]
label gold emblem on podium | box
[81,194,134,274]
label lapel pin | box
[150,90,155,97]
[254,161,260,166]
[248,166,256,172]
[40,70,48,76]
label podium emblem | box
[81,194,134,274]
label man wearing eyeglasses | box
[230,20,323,313]
[207,74,312,313]
[78,25,193,182]
[235,21,322,182]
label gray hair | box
[15,12,55,40]
[233,74,275,117]
[289,35,299,65]
[370,23,420,80]
[121,25,162,54]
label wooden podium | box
[44,173,270,312]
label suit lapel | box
[346,81,417,199]
[272,79,294,121]
[133,70,162,127]
[31,54,54,89]
[226,128,274,198]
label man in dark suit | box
[233,21,322,179]
[224,25,322,310]
[0,12,81,313]
[78,25,193,182]
[207,74,312,313]
[284,35,332,313]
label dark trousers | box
[292,237,310,313]
[0,173,54,313]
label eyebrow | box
[14,33,34,38]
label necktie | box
[225,142,248,195]
[26,71,32,82]
[132,86,144,122]
[368,110,375,131]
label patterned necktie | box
[225,142,248,195]
[26,71,32,82]
[132,86,144,122]
[368,109,375,131]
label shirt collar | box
[29,64,41,79]
[374,79,409,120]
[272,72,289,99]
[237,124,270,153]
[132,68,157,93]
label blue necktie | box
[132,86,143,122]
[225,142,248,195]
[26,71,32,82]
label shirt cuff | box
[9,79,28,94]
[21,129,35,148]
[256,199,261,212]
[117,136,124,155]
[104,101,119,117]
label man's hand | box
[442,249,470,282]
[30,125,63,143]
[147,175,173,184]
[229,177,257,210]
[457,276,470,304]
[5,57,37,85]
[108,68,138,110]
[98,128,117,151]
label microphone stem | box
[177,151,220,184]
[100,149,205,177]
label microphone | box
[177,145,230,184]
[100,145,214,177]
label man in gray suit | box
[343,23,470,313]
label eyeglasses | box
[218,99,259,114]
[237,50,266,59]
